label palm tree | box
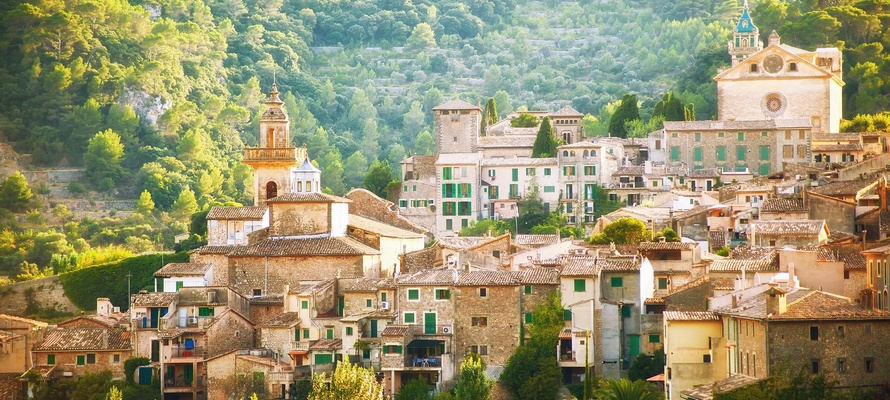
[597,378,661,400]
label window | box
[750,64,758,72]
[301,300,309,309]
[718,132,724,138]
[399,199,407,208]
[563,166,576,176]
[837,325,845,338]
[694,132,701,142]
[574,279,586,292]
[524,285,532,294]
[435,289,451,300]
[810,326,819,340]
[489,186,499,199]
[797,145,807,159]
[346,327,354,336]
[611,277,623,287]
[658,277,668,290]
[737,145,746,161]
[621,304,632,318]
[458,183,472,198]
[253,289,262,297]
[865,357,874,373]
[703,354,712,363]
[761,131,768,137]
[404,312,415,324]
[693,147,702,162]
[716,146,725,161]
[584,166,596,175]
[544,168,551,176]
[472,316,488,327]
[563,309,572,321]
[738,132,745,141]
[478,288,488,298]
[812,359,820,374]
[524,313,533,323]
[47,354,55,365]
[543,186,555,193]
[326,329,334,339]
[443,201,456,216]
[649,334,660,343]
[509,184,519,198]
[458,201,472,216]
[790,62,797,71]
[384,345,403,354]
[445,219,453,231]
[468,345,489,356]
[652,180,658,187]
[443,167,452,180]
[492,250,500,258]
[670,147,680,162]
[671,132,678,138]
[87,353,96,364]
[760,145,770,160]
[366,299,372,307]
[837,358,846,373]
[77,355,85,366]
[408,289,419,300]
[511,168,518,181]
[526,167,535,176]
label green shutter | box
[760,145,770,160]
[442,184,446,198]
[611,276,623,287]
[175,281,184,291]
[301,300,309,309]
[77,355,85,365]
[303,329,310,339]
[622,304,632,318]
[737,145,746,161]
[370,320,378,338]
[467,185,471,197]
[574,279,586,292]
[716,146,725,161]
[314,354,333,364]
[405,312,415,323]
[760,163,770,176]
[524,313,533,323]
[424,313,436,334]
[512,168,518,181]
[670,147,680,162]
[738,132,744,141]
[156,278,164,292]
[47,354,55,365]
[629,335,641,357]
[649,334,660,343]
[326,329,334,339]
[563,309,572,321]
[346,326,353,336]
[408,289,419,300]
[693,147,702,162]
[524,285,532,294]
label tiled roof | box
[193,245,242,255]
[719,288,890,320]
[265,192,350,203]
[397,269,457,285]
[664,311,720,321]
[730,244,778,261]
[293,280,335,296]
[644,297,664,305]
[229,237,379,257]
[667,275,708,295]
[817,246,866,270]
[432,99,480,111]
[438,236,494,250]
[381,326,410,336]
[551,105,583,116]
[686,168,720,178]
[810,179,878,197]
[0,373,23,399]
[206,206,267,220]
[0,314,48,327]
[131,292,177,307]
[237,354,292,369]
[675,204,711,219]
[340,309,395,323]
[481,157,557,167]
[23,365,56,378]
[760,198,806,213]
[598,257,642,272]
[682,374,764,400]
[811,132,862,141]
[749,220,825,236]
[309,339,342,351]
[344,278,396,292]
[812,143,863,152]
[477,136,536,148]
[348,215,425,238]
[514,234,560,246]
[60,313,128,328]
[710,259,777,272]
[153,263,209,277]
[614,166,644,176]
[456,270,518,286]
[35,328,131,351]
[513,268,560,285]
[259,312,300,327]
[250,295,283,305]
[663,118,811,131]
[559,256,598,276]
[638,241,695,251]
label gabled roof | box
[35,328,131,351]
[193,245,243,255]
[154,262,210,277]
[456,270,518,286]
[710,259,777,272]
[685,168,720,178]
[397,269,457,285]
[717,288,890,321]
[229,237,379,257]
[598,257,642,272]
[343,278,396,292]
[438,236,494,250]
[432,99,480,111]
[309,339,342,351]
[682,374,764,400]
[760,197,806,213]
[559,255,598,276]
[810,179,878,197]
[59,313,128,328]
[348,215,425,239]
[551,105,583,117]
[206,206,267,220]
[664,311,720,321]
[513,268,560,285]
[749,220,826,236]
[265,192,350,203]
[638,241,696,251]
[259,312,300,328]
[131,292,177,307]
[514,234,560,247]
[817,246,865,270]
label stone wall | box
[228,255,362,297]
[249,303,283,325]
[192,253,230,287]
[734,318,768,378]
[402,246,439,273]
[665,282,710,311]
[259,326,292,354]
[453,285,520,369]
[845,270,867,300]
[807,191,856,234]
[269,202,330,236]
[206,351,237,400]
[205,311,255,358]
[0,275,79,315]
[346,189,430,237]
[34,349,130,379]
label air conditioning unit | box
[442,326,453,334]
[380,301,391,310]
[63,371,73,377]
[187,317,198,325]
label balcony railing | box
[243,147,302,162]
[291,341,311,352]
[405,355,443,368]
[169,346,204,359]
[165,376,205,390]
[268,371,294,382]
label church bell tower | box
[728,1,763,66]
[242,83,306,205]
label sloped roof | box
[348,215,425,239]
[810,179,878,197]
[193,245,242,255]
[59,313,128,328]
[438,236,494,250]
[638,241,696,251]
[614,166,645,176]
[812,143,863,152]
[685,168,720,178]
[749,220,826,236]
[560,256,598,276]
[229,237,379,257]
[294,158,321,172]
[514,234,560,246]
[259,312,300,328]
[817,246,866,270]
[35,328,131,351]
[382,326,410,336]
[309,339,342,351]
[344,278,396,292]
[131,292,177,307]
[682,374,764,400]
[265,192,350,203]
[551,105,583,116]
[710,259,778,272]
[598,257,642,272]
[153,262,210,277]
[432,99,480,111]
[664,311,720,321]
[718,288,890,321]
[456,270,518,286]
[206,206,267,220]
[513,268,560,285]
[397,269,457,285]
[760,198,806,213]
[663,119,811,131]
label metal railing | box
[243,147,300,161]
[170,346,204,359]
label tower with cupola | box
[728,0,762,66]
[242,84,307,205]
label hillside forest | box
[1,0,890,283]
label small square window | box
[47,354,55,365]
[301,300,309,309]
[303,329,310,339]
[658,277,668,290]
[573,279,586,292]
[524,285,532,294]
[478,288,488,298]
[113,354,121,363]
[346,327,354,336]
[524,313,533,323]
[404,312,415,324]
[435,289,451,300]
[611,277,623,287]
[408,289,420,300]
[563,309,572,321]
[252,289,262,297]
[77,355,85,366]
[87,354,96,364]
[649,334,660,343]
[703,354,712,363]
[471,316,488,327]
[366,299,372,307]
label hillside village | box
[3,3,890,400]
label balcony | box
[382,353,450,370]
[168,345,205,361]
[243,147,304,162]
[165,376,205,392]
[291,341,311,352]
[268,371,294,383]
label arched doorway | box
[266,181,278,200]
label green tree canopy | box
[590,217,652,245]
[364,159,395,199]
[0,172,34,213]
[309,358,383,400]
[628,348,665,381]
[501,291,563,400]
[511,112,539,128]
[531,116,557,158]
[170,187,199,223]
[609,94,640,138]
[84,129,125,185]
[455,353,494,400]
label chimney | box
[658,236,666,243]
[96,298,112,316]
[765,285,787,315]
[731,294,738,309]
[768,30,781,46]
[787,262,795,289]
[644,161,652,174]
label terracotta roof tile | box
[682,373,764,399]
[131,292,177,307]
[381,326,410,336]
[730,244,778,261]
[664,311,720,321]
[749,220,825,236]
[0,373,23,399]
[432,100,480,111]
[667,275,708,295]
[309,339,342,351]
[259,312,300,328]
[710,259,778,272]
[559,256,598,276]
[206,206,267,220]
[685,168,720,178]
[153,262,209,277]
[397,269,457,285]
[760,198,806,213]
[35,328,131,351]
[551,105,583,116]
[437,236,494,250]
[811,143,862,152]
[638,242,696,251]
[718,288,890,320]
[644,297,665,305]
[514,234,560,246]
[348,215,425,238]
[229,237,379,257]
[598,257,642,272]
[513,268,560,285]
[194,245,242,255]
[456,270,518,286]
[817,246,866,270]
[810,180,878,197]
[614,166,645,176]
[250,295,283,305]
[266,192,350,203]
[0,314,48,327]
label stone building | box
[663,311,726,400]
[0,315,47,374]
[30,326,132,380]
[206,349,294,400]
[748,220,829,247]
[205,206,268,246]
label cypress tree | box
[532,116,556,158]
[608,94,640,138]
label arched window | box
[306,181,312,192]
[266,181,278,199]
[562,151,568,157]
[583,150,589,158]
[297,182,303,192]
[267,128,275,148]
[590,150,596,157]
[570,151,576,157]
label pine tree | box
[83,129,125,185]
[608,94,640,138]
[455,353,494,400]
[171,187,199,222]
[309,358,383,400]
[364,160,394,199]
[136,190,155,216]
[0,172,34,212]
[531,116,556,158]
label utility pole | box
[126,271,132,310]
